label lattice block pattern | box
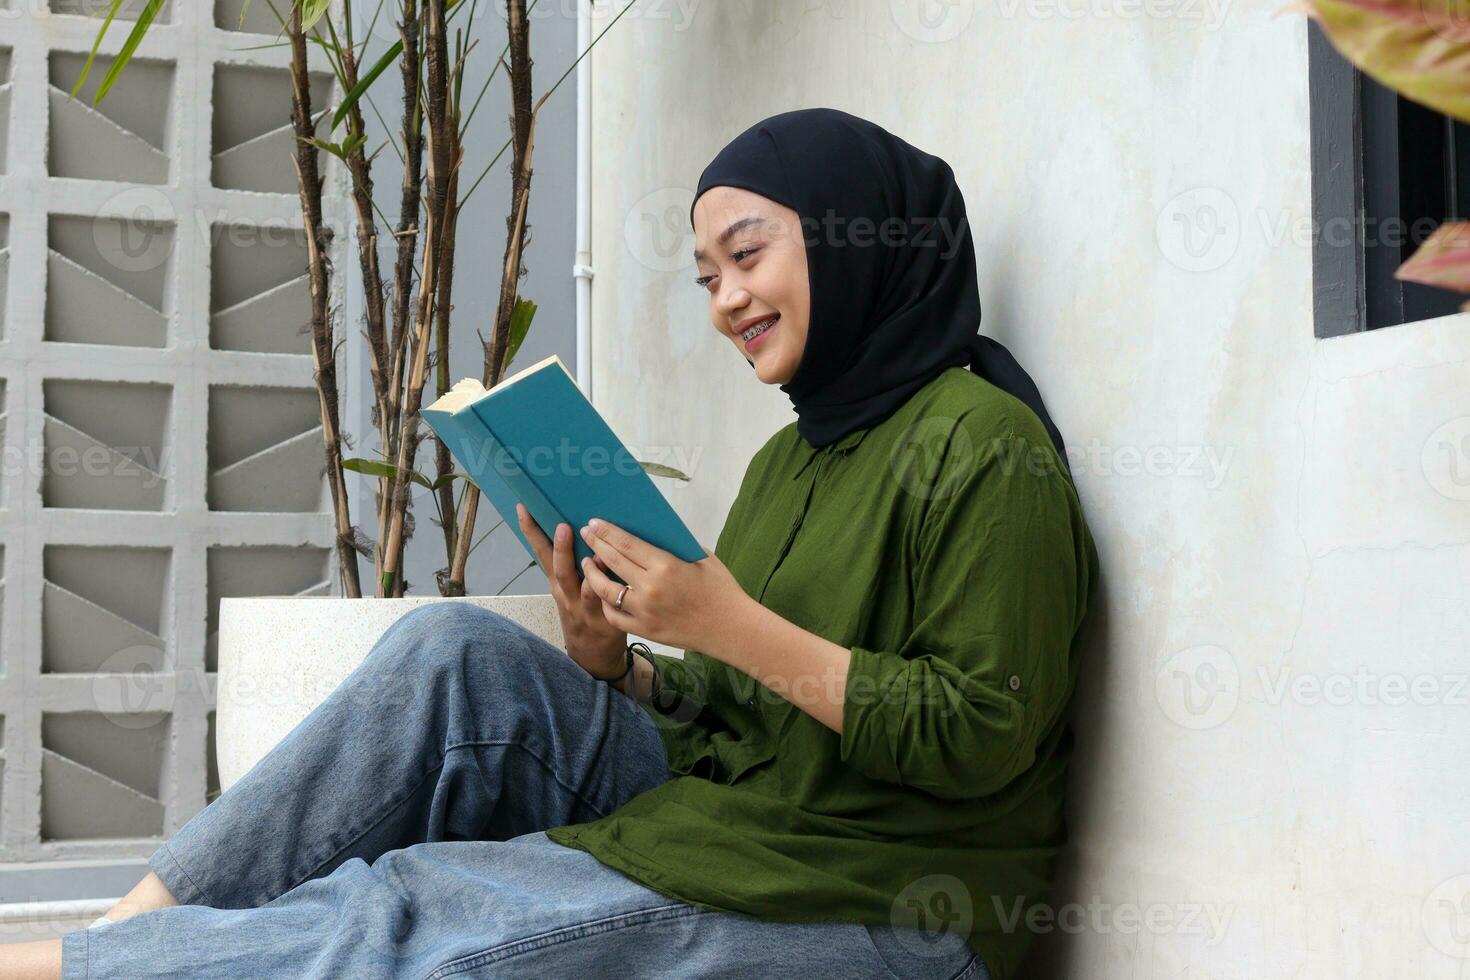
[206,545,330,671]
[49,52,173,185]
[0,0,341,874]
[211,224,311,353]
[42,545,169,674]
[0,376,7,507]
[42,379,171,510]
[0,48,11,173]
[41,712,168,840]
[214,0,280,34]
[207,386,325,513]
[213,65,333,194]
[47,0,174,22]
[45,213,174,347]
[0,545,6,674]
[0,213,10,339]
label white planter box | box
[216,595,564,791]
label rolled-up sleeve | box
[838,421,1091,800]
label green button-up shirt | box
[545,366,1099,979]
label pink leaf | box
[1297,0,1470,121]
[1396,220,1470,295]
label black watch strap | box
[601,642,660,701]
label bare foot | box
[101,869,179,924]
[0,938,62,980]
[0,874,178,980]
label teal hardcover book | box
[420,354,703,586]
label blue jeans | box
[62,602,988,979]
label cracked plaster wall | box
[588,2,1470,976]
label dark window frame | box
[1308,20,1470,338]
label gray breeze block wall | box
[0,0,341,901]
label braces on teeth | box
[742,316,777,341]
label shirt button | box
[746,696,756,707]
[1008,674,1022,692]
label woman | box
[13,108,1097,980]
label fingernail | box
[589,518,603,530]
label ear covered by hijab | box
[690,107,1069,472]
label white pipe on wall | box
[574,0,594,400]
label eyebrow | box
[693,216,767,262]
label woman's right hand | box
[517,503,628,681]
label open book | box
[420,354,704,586]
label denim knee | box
[394,600,518,641]
[374,602,550,688]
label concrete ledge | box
[0,858,150,905]
[0,898,117,944]
[216,595,565,791]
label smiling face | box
[692,186,811,386]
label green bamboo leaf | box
[93,0,168,105]
[639,460,691,481]
[300,0,332,32]
[343,456,436,490]
[502,297,538,374]
[70,0,127,101]
[297,135,349,159]
[1301,0,1470,122]
[429,471,472,491]
[342,457,397,480]
[227,41,292,51]
[332,39,403,132]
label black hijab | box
[690,107,1069,472]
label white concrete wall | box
[588,2,1470,977]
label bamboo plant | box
[78,0,677,598]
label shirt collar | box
[791,426,872,479]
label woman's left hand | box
[578,518,751,654]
